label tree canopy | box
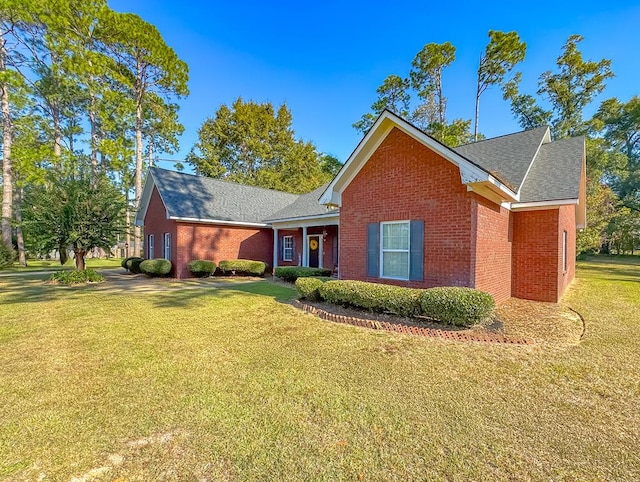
[187,98,335,194]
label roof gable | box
[320,110,517,206]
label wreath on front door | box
[309,239,319,250]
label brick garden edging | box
[293,300,535,345]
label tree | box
[409,41,455,132]
[23,174,126,270]
[504,35,613,138]
[593,96,640,211]
[320,154,342,177]
[187,98,331,193]
[474,30,526,140]
[100,10,189,257]
[353,75,410,133]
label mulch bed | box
[293,298,584,346]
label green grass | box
[0,257,638,480]
[2,257,123,272]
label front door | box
[308,235,320,268]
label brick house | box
[137,110,585,303]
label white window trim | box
[562,230,568,273]
[148,234,155,259]
[164,233,171,260]
[380,220,410,281]
[282,235,293,262]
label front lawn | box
[0,258,638,480]
[3,257,123,272]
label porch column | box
[301,226,308,267]
[272,228,278,271]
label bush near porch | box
[275,266,332,282]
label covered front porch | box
[271,213,339,272]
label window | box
[164,233,171,260]
[380,221,410,280]
[562,230,568,272]
[283,235,293,261]
[148,234,155,259]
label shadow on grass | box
[149,280,298,309]
[0,274,107,305]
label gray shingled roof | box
[454,126,548,191]
[518,137,584,202]
[264,183,338,221]
[150,167,298,224]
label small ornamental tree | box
[23,174,127,270]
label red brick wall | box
[340,127,475,289]
[511,209,560,302]
[472,195,512,303]
[143,186,177,272]
[276,229,302,266]
[557,204,576,298]
[175,223,273,278]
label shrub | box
[218,259,266,277]
[0,241,14,270]
[49,269,104,285]
[319,280,422,317]
[418,287,495,327]
[126,257,145,274]
[124,256,145,274]
[140,259,172,277]
[274,266,333,282]
[187,259,216,277]
[295,277,325,301]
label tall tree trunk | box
[474,87,480,142]
[134,100,143,257]
[89,100,98,181]
[53,106,62,159]
[14,187,26,267]
[133,57,144,257]
[0,29,13,248]
[75,249,85,270]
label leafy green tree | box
[353,75,410,133]
[320,154,342,178]
[593,96,640,211]
[188,98,331,193]
[474,30,526,140]
[23,174,126,270]
[504,35,613,138]
[410,42,456,132]
[100,10,189,256]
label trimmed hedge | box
[274,266,333,282]
[49,268,104,284]
[0,242,14,270]
[419,287,495,327]
[124,256,145,274]
[295,277,325,301]
[319,280,422,317]
[188,259,216,277]
[140,259,172,277]
[218,259,266,277]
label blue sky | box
[110,0,640,170]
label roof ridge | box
[455,125,548,148]
[151,166,300,198]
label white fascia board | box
[270,214,340,230]
[268,212,340,224]
[511,199,578,210]
[134,171,157,226]
[169,217,269,228]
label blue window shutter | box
[367,223,379,277]
[410,220,424,281]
